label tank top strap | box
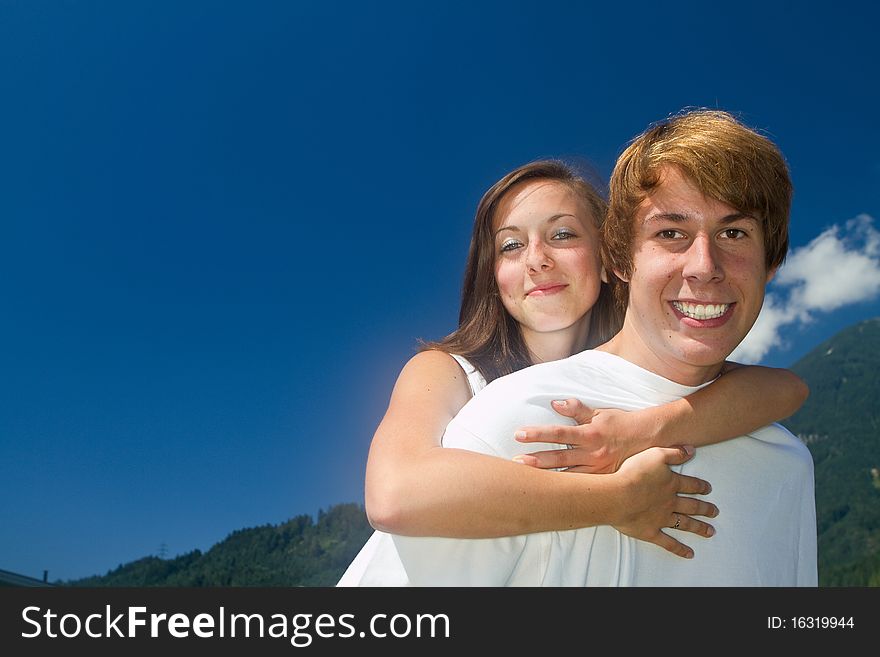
[449,354,488,397]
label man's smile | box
[669,300,736,329]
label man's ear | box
[766,266,778,284]
[613,269,630,283]
[601,268,609,283]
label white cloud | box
[731,295,796,363]
[732,214,880,363]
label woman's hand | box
[611,445,718,559]
[513,398,652,473]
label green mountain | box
[62,503,373,587]
[782,317,880,586]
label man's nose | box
[682,234,724,282]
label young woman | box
[338,160,807,585]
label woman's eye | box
[500,239,523,253]
[552,229,576,240]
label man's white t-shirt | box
[391,349,817,586]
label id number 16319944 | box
[767,617,854,629]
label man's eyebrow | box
[643,211,758,225]
[643,212,689,224]
[720,212,759,224]
[494,213,576,237]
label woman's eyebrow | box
[494,214,576,237]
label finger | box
[514,425,577,445]
[562,464,616,474]
[550,398,595,424]
[673,496,719,519]
[670,513,716,539]
[674,473,713,496]
[513,448,582,470]
[658,445,696,465]
[649,532,694,559]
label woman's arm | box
[513,364,809,472]
[364,350,716,554]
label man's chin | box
[674,342,740,375]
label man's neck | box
[597,324,725,387]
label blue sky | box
[1,1,878,582]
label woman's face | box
[492,180,603,346]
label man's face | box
[617,166,775,385]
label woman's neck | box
[522,315,591,365]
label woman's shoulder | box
[400,349,467,384]
[393,350,474,406]
[403,348,463,375]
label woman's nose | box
[525,242,553,272]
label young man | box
[391,109,817,586]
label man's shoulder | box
[441,353,592,455]
[487,353,581,387]
[485,350,609,388]
[457,357,578,416]
[751,421,805,443]
[749,423,815,466]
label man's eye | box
[721,228,747,239]
[657,229,682,239]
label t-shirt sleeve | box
[441,419,504,456]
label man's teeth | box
[673,301,729,320]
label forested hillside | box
[783,318,880,586]
[64,503,372,587]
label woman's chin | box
[524,315,589,335]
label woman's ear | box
[601,268,609,283]
[613,269,629,283]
